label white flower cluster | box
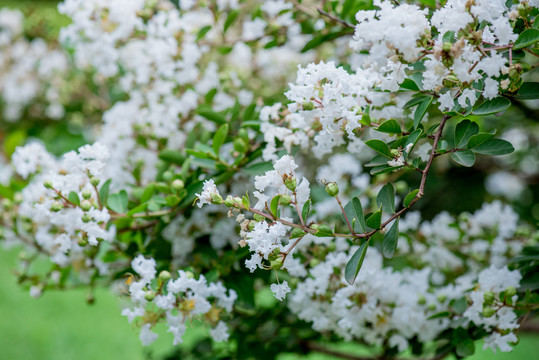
[11,142,115,267]
[122,255,237,346]
[0,8,69,121]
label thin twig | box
[317,8,355,29]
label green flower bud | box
[50,201,64,212]
[309,258,320,268]
[159,270,171,282]
[483,291,495,304]
[171,179,184,191]
[210,193,224,205]
[427,303,436,311]
[185,271,195,279]
[144,290,156,301]
[310,223,320,231]
[78,238,88,247]
[81,213,92,223]
[390,149,400,157]
[279,194,292,206]
[82,189,92,200]
[418,295,427,305]
[327,242,337,252]
[505,286,517,298]
[43,180,53,189]
[80,200,92,212]
[325,182,339,197]
[284,176,297,191]
[224,195,234,207]
[437,294,447,303]
[90,177,100,186]
[162,171,173,182]
[302,101,315,111]
[482,306,496,318]
[233,138,248,153]
[13,192,23,204]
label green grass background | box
[1,248,537,360]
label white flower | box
[210,321,230,342]
[139,324,159,346]
[195,179,220,208]
[270,280,291,301]
[131,255,156,283]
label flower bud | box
[80,200,92,212]
[81,213,92,223]
[82,189,92,200]
[310,223,320,230]
[185,271,195,279]
[159,270,172,282]
[248,221,256,231]
[78,238,88,247]
[325,182,339,197]
[302,101,315,111]
[437,294,447,303]
[162,171,173,182]
[483,291,495,304]
[505,286,517,298]
[144,290,156,301]
[309,258,320,268]
[171,179,184,191]
[442,42,452,52]
[50,201,64,212]
[43,180,53,189]
[427,303,436,311]
[90,177,100,186]
[284,175,297,191]
[482,306,496,318]
[418,295,426,305]
[210,193,224,205]
[279,194,292,206]
[224,195,234,207]
[233,138,248,153]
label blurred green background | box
[0,0,538,359]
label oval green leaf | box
[344,241,369,285]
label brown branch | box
[306,342,381,360]
[317,8,355,29]
[336,194,356,235]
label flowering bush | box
[1,0,539,359]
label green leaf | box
[472,97,511,116]
[141,184,156,204]
[344,241,369,285]
[428,311,450,320]
[196,106,226,124]
[243,161,273,175]
[456,340,475,358]
[68,191,80,206]
[513,28,539,50]
[376,183,395,214]
[382,218,399,258]
[451,150,476,167]
[513,82,539,99]
[301,30,351,52]
[223,9,239,33]
[365,154,391,167]
[3,129,26,157]
[270,195,280,218]
[315,224,334,237]
[403,128,422,158]
[343,197,366,233]
[365,139,392,159]
[471,139,514,155]
[377,119,402,134]
[413,96,433,128]
[108,190,128,214]
[212,123,229,154]
[400,78,420,91]
[302,200,311,222]
[242,194,250,210]
[454,119,479,148]
[467,132,494,149]
[99,179,112,204]
[366,210,382,229]
[196,25,212,41]
[126,203,148,217]
[404,189,419,207]
[158,150,185,164]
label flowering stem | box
[335,195,355,235]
